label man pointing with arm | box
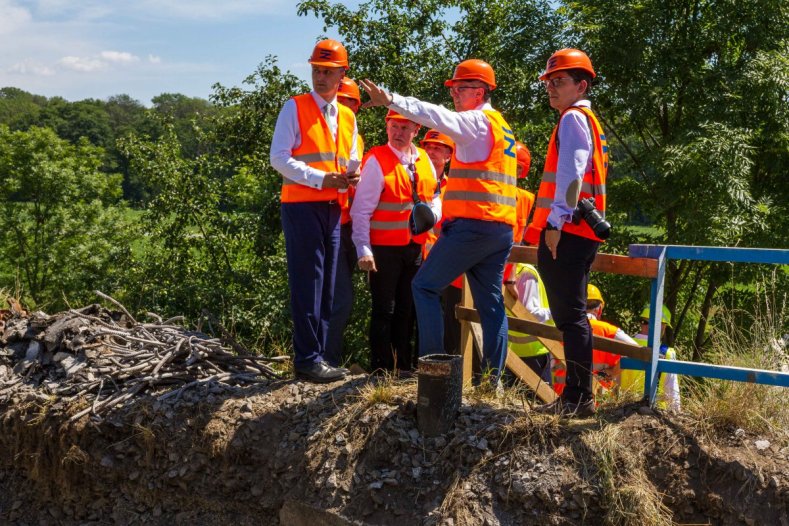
[360,59,518,384]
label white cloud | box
[148,54,162,64]
[58,55,106,72]
[7,60,55,76]
[100,50,139,63]
[0,0,32,34]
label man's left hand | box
[346,170,360,187]
[359,80,393,108]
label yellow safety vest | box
[507,264,551,358]
[620,336,677,410]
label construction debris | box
[0,291,282,421]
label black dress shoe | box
[334,366,350,375]
[294,361,345,384]
[534,398,595,418]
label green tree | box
[0,87,47,130]
[565,0,789,354]
[0,125,133,307]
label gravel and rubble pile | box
[0,292,281,421]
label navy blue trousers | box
[325,222,355,367]
[412,218,513,382]
[281,201,341,368]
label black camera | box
[572,197,611,239]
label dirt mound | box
[1,374,788,525]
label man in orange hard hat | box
[351,110,440,373]
[525,48,609,415]
[361,59,518,384]
[270,39,361,383]
[325,76,366,369]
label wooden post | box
[459,276,474,385]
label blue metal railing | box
[621,245,789,404]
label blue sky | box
[0,0,358,105]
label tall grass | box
[684,273,788,441]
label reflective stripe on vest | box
[444,109,518,226]
[367,145,437,246]
[524,105,608,244]
[620,337,676,409]
[340,134,365,225]
[507,264,550,358]
[282,94,356,203]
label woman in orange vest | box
[351,110,440,373]
[526,49,609,415]
[361,60,518,384]
[269,39,360,384]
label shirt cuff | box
[547,209,572,231]
[356,245,373,258]
[307,168,327,189]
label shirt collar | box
[387,142,418,164]
[310,90,337,110]
[572,99,592,109]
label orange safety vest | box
[282,94,356,203]
[340,134,365,225]
[422,179,464,289]
[589,318,620,369]
[444,109,518,227]
[524,105,608,244]
[366,145,437,246]
[514,187,535,243]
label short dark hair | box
[586,299,603,311]
[566,68,593,95]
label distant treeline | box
[0,87,215,204]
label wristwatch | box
[545,223,559,231]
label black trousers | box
[537,229,599,403]
[369,243,422,372]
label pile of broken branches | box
[0,291,283,421]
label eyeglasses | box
[449,85,484,94]
[542,76,575,88]
[640,319,650,325]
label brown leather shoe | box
[294,362,345,383]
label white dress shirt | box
[548,99,593,230]
[388,93,495,163]
[351,143,442,258]
[269,90,360,189]
[514,270,552,323]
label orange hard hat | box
[444,59,497,90]
[420,129,455,153]
[385,109,417,124]
[308,39,349,68]
[337,77,361,103]
[515,142,531,177]
[540,48,595,80]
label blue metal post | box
[645,247,667,406]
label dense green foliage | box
[0,0,785,366]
